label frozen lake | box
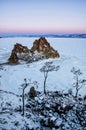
[0,37,86,59]
[0,37,86,97]
[0,37,86,89]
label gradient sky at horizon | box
[0,0,86,34]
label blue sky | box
[0,0,86,34]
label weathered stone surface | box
[31,37,60,58]
[8,43,30,63]
[11,43,29,53]
[8,37,60,64]
[8,51,18,64]
[29,86,37,99]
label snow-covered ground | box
[0,37,86,129]
[0,37,86,95]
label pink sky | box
[0,0,86,34]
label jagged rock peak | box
[12,43,30,53]
[31,37,60,58]
[31,37,50,53]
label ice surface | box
[0,37,86,96]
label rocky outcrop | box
[8,43,31,64]
[12,43,29,53]
[8,51,19,64]
[8,37,60,64]
[31,37,60,58]
[29,87,37,99]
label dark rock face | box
[11,43,29,53]
[8,37,60,64]
[29,86,37,99]
[8,51,18,64]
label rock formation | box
[31,37,59,58]
[8,37,60,64]
[11,43,29,53]
[29,86,37,99]
[8,43,31,64]
[8,51,18,64]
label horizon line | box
[0,32,86,35]
[0,33,86,39]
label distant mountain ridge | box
[0,33,86,38]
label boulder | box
[29,86,37,99]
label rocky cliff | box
[8,37,60,64]
[31,37,59,58]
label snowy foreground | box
[0,37,86,129]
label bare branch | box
[40,61,60,94]
[71,67,85,98]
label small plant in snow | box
[21,78,29,116]
[68,88,73,95]
[71,67,86,98]
[0,75,1,86]
[40,61,60,94]
[21,78,39,116]
[0,65,3,86]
